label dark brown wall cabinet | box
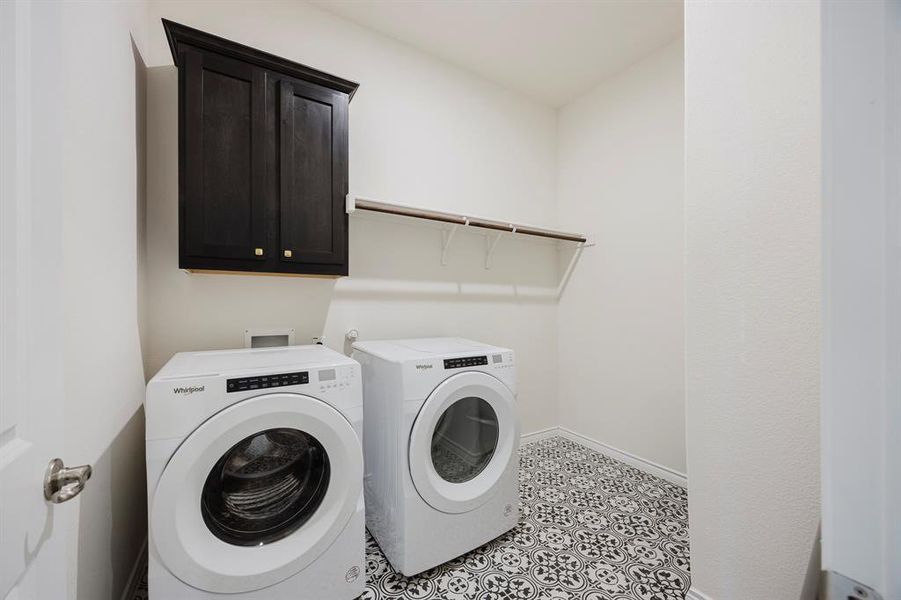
[163,20,358,276]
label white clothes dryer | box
[145,346,365,599]
[352,337,520,576]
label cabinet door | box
[181,47,267,265]
[278,78,348,272]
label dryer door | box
[151,393,362,594]
[409,371,519,514]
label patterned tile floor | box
[131,436,690,600]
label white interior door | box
[1,1,78,598]
[821,2,901,599]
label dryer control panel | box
[226,371,309,393]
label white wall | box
[684,2,821,599]
[556,40,685,476]
[821,2,901,597]
[56,1,150,599]
[144,0,560,435]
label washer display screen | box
[430,397,499,483]
[201,428,330,546]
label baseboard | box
[686,587,714,600]
[555,426,688,488]
[120,537,147,600]
[520,426,561,444]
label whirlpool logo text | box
[173,385,205,395]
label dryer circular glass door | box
[409,371,518,514]
[151,393,362,594]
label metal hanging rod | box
[346,195,588,244]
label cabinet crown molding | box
[162,18,360,100]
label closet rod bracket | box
[484,227,513,269]
[441,222,465,266]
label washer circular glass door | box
[201,428,330,547]
[409,371,518,514]
[151,393,362,594]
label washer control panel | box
[317,367,354,392]
[491,352,514,370]
[444,355,488,370]
[227,371,309,393]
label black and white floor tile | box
[131,566,149,600]
[361,436,689,600]
[131,435,690,600]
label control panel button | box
[443,355,489,370]
[226,371,309,393]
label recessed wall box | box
[244,327,296,348]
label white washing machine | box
[352,337,520,576]
[145,346,365,599]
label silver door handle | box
[43,458,92,504]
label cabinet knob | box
[254,248,263,256]
[283,250,293,258]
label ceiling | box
[309,0,683,107]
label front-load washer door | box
[151,393,362,594]
[409,371,519,514]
